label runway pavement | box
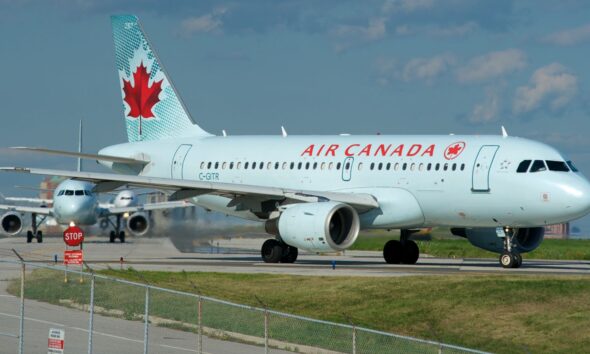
[1,235,589,277]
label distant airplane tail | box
[111,15,211,142]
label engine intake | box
[452,227,545,254]
[127,212,150,236]
[265,202,360,252]
[1,212,23,236]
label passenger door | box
[171,144,192,179]
[472,145,499,192]
[341,157,354,182]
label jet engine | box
[127,212,150,236]
[1,212,23,236]
[451,227,545,253]
[265,202,360,253]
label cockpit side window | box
[57,190,65,196]
[546,161,569,172]
[516,160,531,173]
[529,160,547,173]
[567,160,579,172]
[75,190,84,196]
[84,190,92,196]
[65,190,74,196]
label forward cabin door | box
[171,144,192,179]
[471,145,499,192]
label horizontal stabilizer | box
[11,147,148,165]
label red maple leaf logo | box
[444,142,465,160]
[122,62,163,135]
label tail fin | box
[111,15,211,142]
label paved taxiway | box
[1,235,589,276]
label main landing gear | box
[261,239,298,263]
[383,229,419,265]
[107,215,126,243]
[499,227,522,269]
[26,212,45,243]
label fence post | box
[254,296,269,354]
[344,313,356,354]
[197,296,202,354]
[87,275,95,354]
[12,249,25,354]
[143,287,150,354]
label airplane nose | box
[560,178,590,218]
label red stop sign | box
[63,226,84,246]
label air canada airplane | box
[3,15,590,267]
[0,178,190,243]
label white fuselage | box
[52,180,99,225]
[98,134,590,230]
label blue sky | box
[1,0,590,229]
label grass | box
[9,268,590,353]
[351,230,590,260]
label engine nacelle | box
[452,227,545,254]
[1,212,23,236]
[265,202,360,253]
[127,212,150,236]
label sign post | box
[63,226,85,283]
[48,328,64,354]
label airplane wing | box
[1,196,52,204]
[0,204,53,215]
[0,167,379,212]
[10,147,148,165]
[105,200,192,215]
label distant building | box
[544,223,569,239]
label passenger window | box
[251,162,256,169]
[267,162,272,170]
[358,163,363,171]
[460,163,465,171]
[305,162,310,170]
[65,190,74,196]
[516,160,531,173]
[378,163,383,170]
[321,162,326,170]
[418,163,424,171]
[214,162,219,169]
[336,162,342,170]
[282,162,287,169]
[298,162,302,170]
[75,190,84,196]
[222,162,227,170]
[245,162,249,169]
[260,162,264,170]
[230,162,234,169]
[329,162,334,170]
[567,160,579,172]
[200,162,205,169]
[435,163,440,171]
[370,163,375,170]
[345,162,350,170]
[290,162,295,170]
[207,162,212,169]
[274,162,279,170]
[530,160,546,172]
[394,163,400,171]
[452,163,457,171]
[410,163,415,171]
[546,160,569,172]
[427,163,431,171]
[313,162,318,170]
[386,163,391,170]
[402,163,407,171]
[236,162,241,169]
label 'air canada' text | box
[300,144,436,157]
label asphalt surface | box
[1,236,589,277]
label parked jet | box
[3,15,590,267]
[0,179,189,243]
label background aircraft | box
[3,15,590,268]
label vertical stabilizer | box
[111,15,211,142]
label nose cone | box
[56,198,97,225]
[557,176,590,220]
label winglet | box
[501,126,508,138]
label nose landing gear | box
[499,227,522,269]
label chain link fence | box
[0,258,489,354]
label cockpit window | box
[567,160,579,172]
[529,160,547,173]
[516,160,531,173]
[57,190,64,196]
[84,190,92,196]
[546,161,569,172]
[75,190,84,196]
[65,190,74,196]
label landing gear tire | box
[26,231,33,243]
[402,240,419,265]
[281,245,298,263]
[383,240,403,264]
[119,231,126,243]
[512,252,522,268]
[36,231,43,243]
[109,231,116,243]
[261,239,283,263]
[500,251,516,268]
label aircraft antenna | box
[501,126,508,138]
[222,130,227,137]
[281,126,287,137]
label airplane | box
[2,14,590,267]
[0,178,190,243]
